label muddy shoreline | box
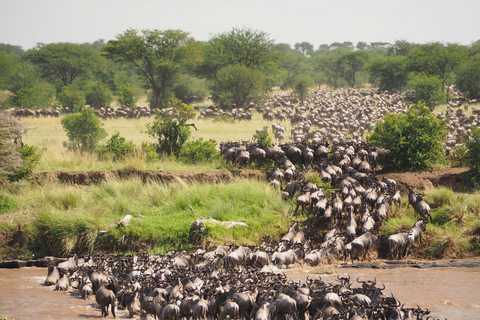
[1,256,479,269]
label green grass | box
[0,178,292,258]
[20,111,289,173]
[381,188,480,259]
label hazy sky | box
[2,0,479,50]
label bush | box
[8,82,55,109]
[140,142,158,162]
[368,101,448,171]
[97,132,134,161]
[256,129,272,147]
[213,114,235,123]
[405,73,446,110]
[58,84,85,113]
[8,144,40,182]
[84,81,113,109]
[146,99,195,157]
[178,139,220,164]
[118,82,138,109]
[61,108,107,152]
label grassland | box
[0,178,292,259]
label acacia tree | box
[103,29,198,108]
[209,65,266,109]
[338,51,370,87]
[201,27,278,79]
[368,102,448,171]
[27,43,103,88]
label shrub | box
[58,84,85,113]
[84,81,113,109]
[61,108,107,152]
[118,82,138,109]
[405,73,446,110]
[146,99,195,157]
[368,101,448,171]
[97,132,134,161]
[140,142,158,162]
[8,144,40,182]
[179,139,220,164]
[256,129,272,147]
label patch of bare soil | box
[377,167,470,193]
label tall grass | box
[1,178,292,257]
[22,111,283,173]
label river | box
[0,265,479,319]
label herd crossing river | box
[0,262,479,320]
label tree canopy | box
[368,102,448,171]
[201,27,278,79]
[103,29,198,108]
[27,43,104,88]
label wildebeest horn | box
[357,277,366,284]
[378,283,385,291]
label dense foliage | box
[464,126,480,187]
[0,112,27,185]
[368,102,448,170]
[178,138,220,164]
[98,132,135,161]
[103,29,198,108]
[61,108,107,152]
[146,100,195,156]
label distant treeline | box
[1,30,480,112]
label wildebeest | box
[387,232,409,260]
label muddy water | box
[0,266,479,320]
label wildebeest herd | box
[44,248,436,320]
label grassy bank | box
[381,187,480,258]
[0,178,292,259]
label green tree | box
[406,73,446,109]
[118,83,138,108]
[455,54,480,99]
[9,82,55,108]
[61,108,107,152]
[84,81,113,109]
[277,51,308,89]
[293,76,314,102]
[201,27,278,79]
[27,43,104,88]
[367,56,408,92]
[0,43,24,56]
[338,51,370,87]
[209,65,266,109]
[388,39,417,56]
[294,42,314,55]
[407,42,466,89]
[103,29,198,108]
[368,102,448,171]
[146,99,195,156]
[0,112,27,185]
[58,84,86,113]
[314,50,345,89]
[172,74,208,105]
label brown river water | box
[0,265,479,320]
